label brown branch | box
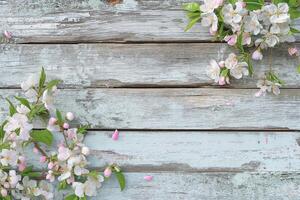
[34,142,48,158]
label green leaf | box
[58,180,68,190]
[0,143,10,150]
[46,79,61,90]
[297,65,300,73]
[115,171,126,191]
[244,0,264,10]
[289,7,300,19]
[182,3,200,12]
[39,67,46,92]
[64,194,78,200]
[185,16,201,32]
[14,96,31,109]
[6,98,16,116]
[290,27,300,34]
[28,104,48,120]
[220,68,229,76]
[56,109,63,125]
[272,0,289,4]
[30,129,53,146]
[77,125,89,135]
[228,0,238,4]
[0,121,7,141]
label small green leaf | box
[289,7,300,19]
[46,79,61,90]
[6,98,16,116]
[185,16,201,32]
[28,104,48,120]
[0,143,10,150]
[39,67,46,91]
[297,65,300,73]
[56,109,63,125]
[244,0,264,10]
[14,96,31,109]
[64,194,78,200]
[58,180,67,190]
[30,129,53,146]
[77,125,90,135]
[182,3,200,12]
[290,27,300,34]
[0,121,7,141]
[220,68,229,76]
[115,171,126,191]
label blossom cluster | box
[0,69,125,199]
[207,53,249,85]
[184,0,300,96]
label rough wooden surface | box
[1,88,299,130]
[49,172,300,200]
[0,0,299,43]
[25,131,300,172]
[0,43,299,88]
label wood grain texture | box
[53,172,300,200]
[0,0,299,43]
[0,43,299,88]
[25,131,300,172]
[0,88,299,130]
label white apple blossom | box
[206,60,220,83]
[42,86,57,111]
[72,174,104,197]
[200,0,223,13]
[255,78,281,96]
[21,75,39,99]
[4,113,33,141]
[201,12,218,34]
[243,12,262,35]
[222,1,247,32]
[0,149,18,167]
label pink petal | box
[144,175,153,181]
[112,129,119,140]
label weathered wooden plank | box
[1,0,299,43]
[0,43,300,88]
[0,88,299,129]
[53,172,300,200]
[26,131,300,172]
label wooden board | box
[0,88,299,130]
[52,172,300,200]
[0,43,299,88]
[25,131,300,172]
[0,0,299,43]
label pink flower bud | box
[48,162,54,169]
[63,123,69,129]
[40,156,47,163]
[67,176,74,184]
[288,47,299,56]
[218,61,225,68]
[18,162,26,171]
[104,167,112,177]
[144,175,153,182]
[1,188,7,197]
[224,35,237,46]
[252,49,263,60]
[48,117,57,126]
[112,129,119,141]
[3,31,12,39]
[218,77,226,86]
[33,147,39,154]
[66,112,75,121]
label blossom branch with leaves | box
[184,0,300,96]
[0,68,126,200]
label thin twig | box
[34,142,48,158]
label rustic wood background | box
[1,0,300,199]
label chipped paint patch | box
[115,0,138,11]
[232,173,251,187]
